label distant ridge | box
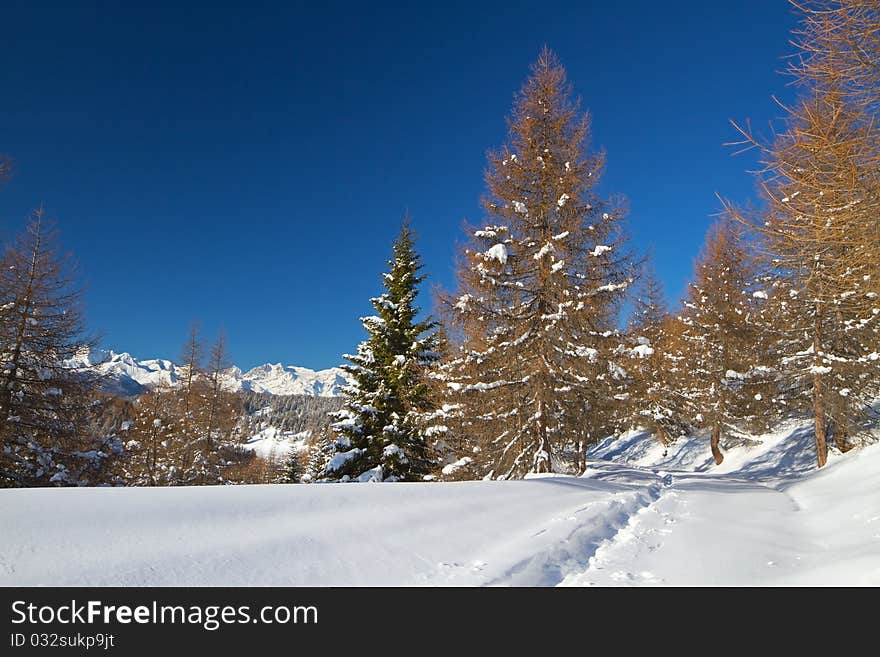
[69,349,348,397]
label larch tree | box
[791,1,880,118]
[628,264,669,337]
[325,220,442,482]
[180,321,204,430]
[623,265,685,448]
[204,332,229,457]
[174,321,205,480]
[123,385,175,486]
[438,48,632,479]
[727,0,880,466]
[123,349,244,487]
[676,219,778,465]
[0,209,120,486]
[196,331,242,484]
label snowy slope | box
[68,349,179,395]
[562,441,880,586]
[1,422,878,586]
[244,426,310,461]
[585,420,826,479]
[233,363,348,397]
[70,349,348,397]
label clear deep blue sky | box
[1,0,798,370]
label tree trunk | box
[534,398,551,473]
[657,426,668,447]
[148,431,157,487]
[579,434,590,474]
[812,309,828,468]
[710,421,724,465]
[833,415,851,453]
[813,382,828,467]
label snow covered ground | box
[243,426,309,461]
[1,422,878,586]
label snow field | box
[2,421,878,586]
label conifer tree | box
[199,332,232,484]
[172,322,205,481]
[676,219,777,464]
[281,450,306,484]
[629,264,668,337]
[623,265,684,448]
[438,48,632,479]
[305,430,334,483]
[0,209,118,486]
[727,0,880,465]
[205,334,228,448]
[123,386,175,486]
[325,220,441,482]
[180,321,203,429]
[122,328,243,486]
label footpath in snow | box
[1,422,878,586]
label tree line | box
[315,0,880,482]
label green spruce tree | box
[280,450,306,483]
[325,219,441,482]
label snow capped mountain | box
[230,363,348,397]
[71,349,348,397]
[69,349,179,396]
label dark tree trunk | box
[657,426,668,447]
[813,383,828,468]
[833,416,852,453]
[534,398,551,473]
[710,421,724,465]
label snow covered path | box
[563,425,880,586]
[2,429,879,586]
[560,469,807,586]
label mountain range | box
[70,349,348,397]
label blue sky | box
[0,1,798,369]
